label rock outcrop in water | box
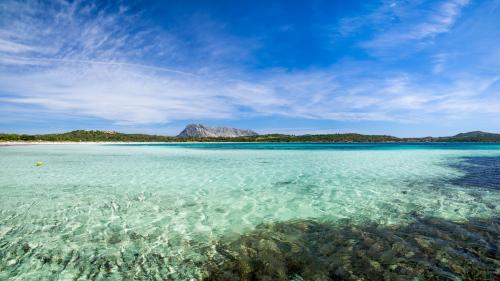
[177,124,258,138]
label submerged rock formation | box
[203,217,499,281]
[177,124,258,138]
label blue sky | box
[0,0,499,137]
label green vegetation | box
[0,130,177,142]
[216,133,401,143]
[440,131,500,142]
[1,130,499,143]
[403,131,500,143]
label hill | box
[446,131,500,142]
[0,130,177,142]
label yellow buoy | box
[36,161,44,166]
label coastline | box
[0,141,174,146]
[2,130,500,143]
[2,141,500,146]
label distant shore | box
[0,141,173,146]
[2,141,500,146]
[2,130,500,143]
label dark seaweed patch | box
[450,156,500,190]
[275,180,294,186]
[204,217,499,281]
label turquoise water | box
[0,143,499,280]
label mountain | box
[177,124,258,138]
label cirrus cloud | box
[0,0,499,130]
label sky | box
[0,0,499,137]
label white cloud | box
[0,0,498,127]
[359,0,470,50]
[411,0,470,39]
[0,63,234,124]
[0,38,36,53]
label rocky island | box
[177,124,258,138]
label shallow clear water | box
[0,143,499,280]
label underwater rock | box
[203,217,499,281]
[449,156,500,190]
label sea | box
[0,143,498,280]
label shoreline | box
[0,141,174,146]
[2,141,500,146]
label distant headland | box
[1,125,500,143]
